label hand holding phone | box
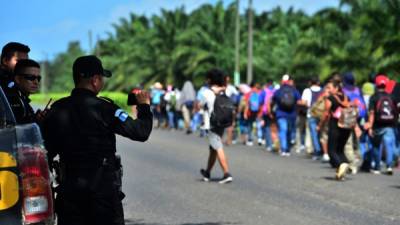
[36,98,52,123]
[44,98,53,111]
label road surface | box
[118,129,400,225]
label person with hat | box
[41,55,153,225]
[269,74,301,156]
[364,75,398,175]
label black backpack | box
[279,86,296,111]
[210,92,235,128]
[375,94,398,124]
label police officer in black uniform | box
[41,55,153,225]
[0,42,33,124]
[12,59,43,124]
[0,42,30,89]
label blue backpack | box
[343,87,367,119]
[249,91,260,112]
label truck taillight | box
[18,147,53,224]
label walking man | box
[200,69,234,184]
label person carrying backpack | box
[243,81,262,146]
[259,80,275,151]
[318,80,356,180]
[302,77,323,160]
[200,69,234,184]
[364,75,398,175]
[342,72,367,174]
[270,75,301,156]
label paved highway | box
[118,129,400,225]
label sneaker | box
[218,173,233,184]
[312,156,320,161]
[387,167,393,175]
[322,154,330,162]
[296,145,305,153]
[370,169,381,175]
[200,169,210,182]
[257,138,263,146]
[246,141,254,146]
[280,152,287,157]
[336,163,349,180]
[349,166,358,175]
[265,147,273,152]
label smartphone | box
[127,93,137,106]
[44,98,53,111]
[127,89,141,106]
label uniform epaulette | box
[99,96,114,104]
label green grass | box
[31,91,130,110]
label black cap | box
[73,55,112,78]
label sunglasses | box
[21,74,42,82]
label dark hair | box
[331,80,343,92]
[14,59,40,75]
[207,68,226,86]
[1,42,30,64]
[310,76,320,85]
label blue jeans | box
[308,117,321,156]
[359,131,372,159]
[395,124,400,157]
[263,115,273,149]
[257,118,263,140]
[191,112,202,132]
[277,117,296,153]
[247,119,256,142]
[371,127,396,170]
[168,111,175,128]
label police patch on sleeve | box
[114,109,129,122]
[7,81,14,88]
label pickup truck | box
[0,86,53,225]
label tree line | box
[46,0,400,92]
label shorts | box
[320,123,328,143]
[208,131,223,150]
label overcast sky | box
[0,0,338,61]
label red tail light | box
[18,146,53,224]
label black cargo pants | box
[55,168,124,225]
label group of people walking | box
[150,71,400,181]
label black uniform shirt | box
[12,89,35,124]
[1,68,35,124]
[41,88,153,169]
[0,67,14,90]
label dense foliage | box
[45,0,400,92]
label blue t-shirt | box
[272,85,301,119]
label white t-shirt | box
[225,84,239,98]
[302,85,322,117]
[200,86,222,130]
[301,85,322,107]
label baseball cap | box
[375,74,388,87]
[73,55,112,78]
[282,74,291,84]
[282,74,290,81]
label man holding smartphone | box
[41,55,153,225]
